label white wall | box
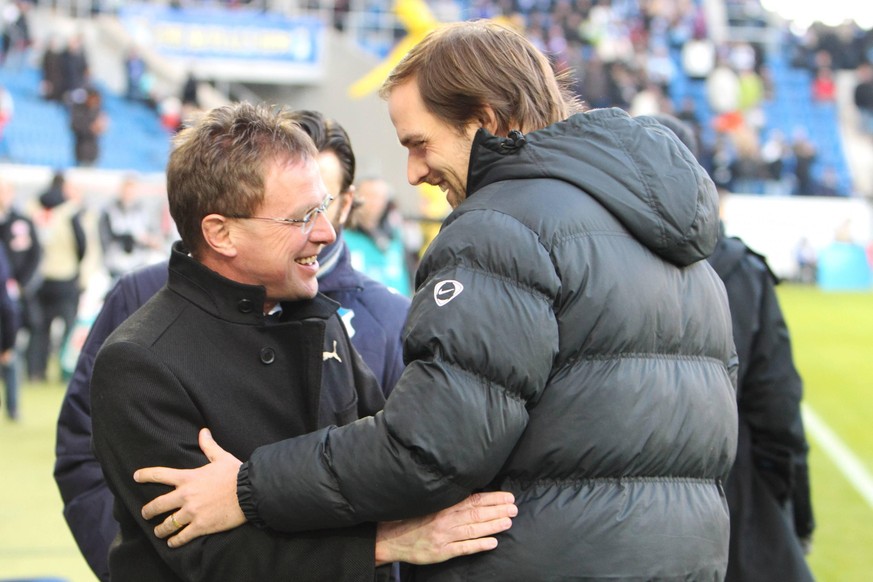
[722,194,873,279]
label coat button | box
[238,299,254,313]
[260,347,275,365]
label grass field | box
[0,284,871,581]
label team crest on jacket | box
[434,280,464,306]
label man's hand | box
[375,491,517,565]
[134,428,244,548]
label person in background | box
[0,244,20,420]
[123,47,147,102]
[39,35,64,102]
[98,175,164,281]
[26,171,87,382]
[655,113,815,582]
[137,21,737,581]
[55,109,411,580]
[70,86,108,167]
[344,176,413,296]
[0,177,41,421]
[58,34,89,105]
[853,61,873,137]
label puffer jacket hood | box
[467,107,719,266]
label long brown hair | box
[380,20,583,135]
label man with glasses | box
[89,102,516,581]
[55,108,412,581]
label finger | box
[441,537,499,559]
[452,516,513,542]
[133,466,181,485]
[142,490,184,520]
[167,521,205,549]
[154,511,187,539]
[444,502,517,528]
[455,491,515,511]
[198,428,224,462]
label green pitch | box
[0,284,870,580]
[777,284,873,581]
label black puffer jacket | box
[241,108,738,580]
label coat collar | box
[167,242,339,325]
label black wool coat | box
[91,243,388,581]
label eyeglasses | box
[228,195,334,235]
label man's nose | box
[310,211,336,244]
[407,156,428,186]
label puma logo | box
[323,341,342,363]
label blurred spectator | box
[59,34,90,104]
[26,171,88,382]
[707,56,741,116]
[729,125,764,194]
[736,66,765,131]
[811,66,836,102]
[760,129,791,195]
[0,178,39,421]
[180,70,199,108]
[0,176,41,325]
[70,87,108,167]
[574,50,611,109]
[123,47,148,102]
[98,176,164,281]
[681,36,716,80]
[853,61,873,136]
[0,243,19,420]
[794,237,818,284]
[1,0,31,69]
[39,35,64,102]
[345,176,412,297]
[791,130,818,196]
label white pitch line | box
[802,403,873,510]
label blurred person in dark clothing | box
[853,61,873,136]
[70,86,108,167]
[655,113,815,582]
[40,35,64,102]
[0,244,21,420]
[0,177,41,420]
[59,34,89,103]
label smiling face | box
[229,157,336,307]
[387,79,479,209]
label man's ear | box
[478,104,500,134]
[201,214,238,258]
[337,185,355,227]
